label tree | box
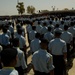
[63,8,69,11]
[16,2,25,15]
[27,6,35,14]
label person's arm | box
[47,55,54,75]
[63,42,67,64]
[63,52,67,64]
[32,64,35,72]
[50,70,54,75]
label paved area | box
[68,59,75,75]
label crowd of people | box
[0,14,75,75]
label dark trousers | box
[34,70,50,75]
[67,44,70,61]
[73,37,75,50]
[53,55,65,75]
[20,48,27,64]
[15,66,24,75]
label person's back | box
[0,68,18,75]
[32,39,54,75]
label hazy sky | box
[0,0,75,15]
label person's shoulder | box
[32,50,39,56]
[60,39,66,43]
[50,39,55,42]
[17,48,23,53]
[47,52,52,57]
[21,35,25,40]
[10,69,19,75]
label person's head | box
[55,24,59,28]
[17,28,23,35]
[13,38,19,47]
[2,27,7,33]
[49,21,52,24]
[40,39,48,50]
[1,48,18,67]
[64,25,68,31]
[35,33,40,39]
[54,31,62,38]
[38,21,41,25]
[48,27,52,32]
[32,26,36,30]
[16,24,21,30]
[70,22,74,27]
[61,21,64,25]
[43,22,47,26]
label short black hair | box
[32,26,36,30]
[64,25,68,30]
[35,33,40,38]
[1,48,18,66]
[2,27,7,33]
[41,39,48,44]
[48,27,51,31]
[55,31,62,36]
[13,38,19,47]
[17,28,23,34]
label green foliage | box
[16,2,25,15]
[27,6,35,14]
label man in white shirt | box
[12,38,27,75]
[1,27,10,49]
[68,22,75,50]
[61,25,73,62]
[30,33,41,54]
[44,27,54,43]
[29,26,37,42]
[32,39,54,75]
[48,30,67,75]
[16,28,27,64]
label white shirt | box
[30,38,41,53]
[1,33,10,46]
[44,32,54,42]
[26,24,32,33]
[16,35,26,48]
[32,49,54,73]
[59,24,64,31]
[61,31,73,44]
[36,25,43,33]
[48,38,67,55]
[14,47,27,69]
[68,27,75,37]
[9,25,14,34]
[53,28,63,35]
[7,30,11,38]
[29,30,37,41]
[40,26,48,35]
[0,67,19,75]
